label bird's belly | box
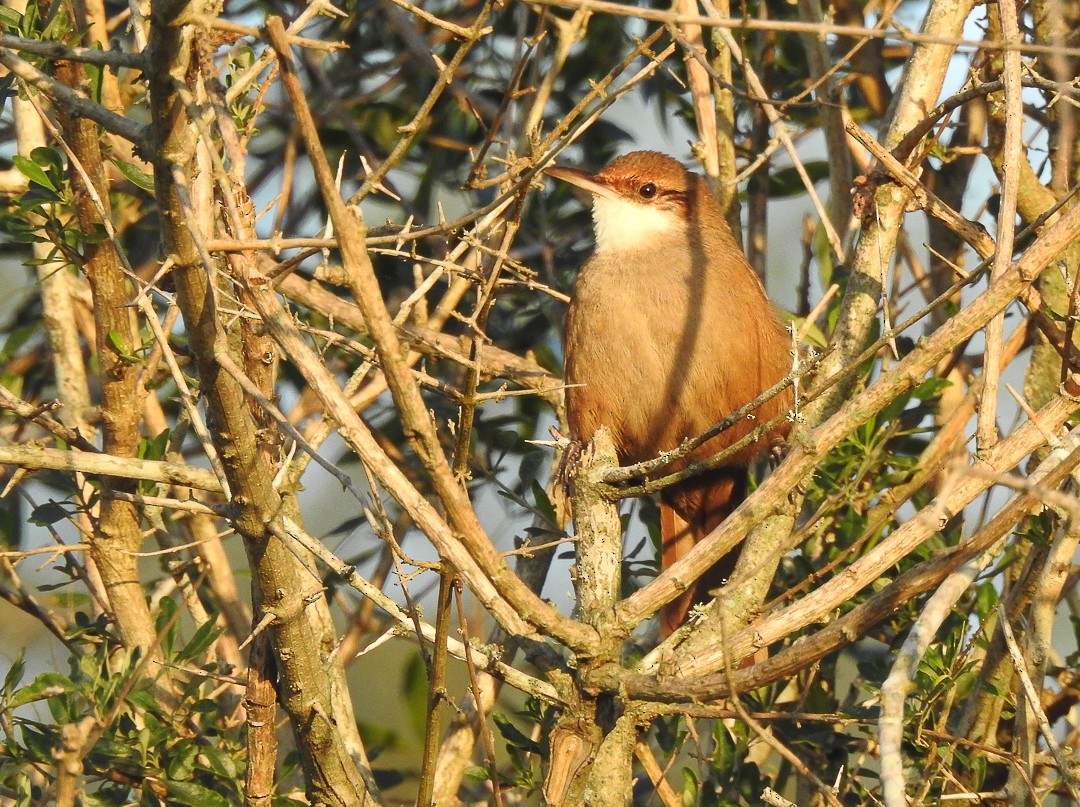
[566,306,735,464]
[564,251,789,467]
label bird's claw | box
[553,432,584,488]
[767,437,789,468]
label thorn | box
[238,610,277,652]
[355,626,398,657]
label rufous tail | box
[659,468,749,636]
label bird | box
[547,150,794,635]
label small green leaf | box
[492,712,543,754]
[3,649,25,697]
[166,740,199,781]
[127,688,159,714]
[37,579,78,594]
[0,324,37,362]
[115,159,156,192]
[531,480,556,524]
[768,161,831,198]
[400,652,427,740]
[176,618,223,663]
[30,146,63,172]
[17,1,36,36]
[163,780,228,807]
[140,428,171,461]
[13,154,56,191]
[0,6,22,28]
[712,721,737,771]
[108,329,140,362]
[9,671,77,708]
[79,223,111,245]
[198,743,238,781]
[912,376,951,401]
[680,766,699,807]
[0,73,16,104]
[29,500,73,526]
[86,59,103,104]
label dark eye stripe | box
[657,188,688,208]
[617,180,688,210]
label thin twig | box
[0,33,145,67]
[720,616,844,807]
[527,0,1080,58]
[977,0,1023,453]
[0,47,148,148]
[454,580,506,807]
[276,517,564,703]
[998,607,1080,803]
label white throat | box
[591,195,683,253]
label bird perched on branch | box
[547,150,793,635]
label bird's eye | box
[639,182,657,199]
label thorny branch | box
[3,0,1080,804]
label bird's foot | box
[551,426,583,487]
[767,437,790,468]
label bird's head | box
[546,151,694,253]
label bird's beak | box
[543,165,619,200]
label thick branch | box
[146,6,374,803]
[0,444,222,491]
[616,191,1080,630]
[264,17,594,652]
[0,47,149,149]
[0,33,145,68]
[806,0,976,422]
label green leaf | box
[163,780,229,807]
[13,154,56,191]
[912,376,951,401]
[400,651,428,740]
[3,649,25,697]
[0,324,37,363]
[29,500,73,526]
[712,721,737,771]
[463,765,490,782]
[975,580,999,619]
[128,687,160,715]
[9,671,77,708]
[17,1,35,36]
[166,740,199,781]
[531,480,557,524]
[115,159,156,192]
[78,223,111,245]
[139,429,171,461]
[768,161,831,198]
[156,596,179,657]
[198,743,238,781]
[0,6,22,28]
[493,712,542,754]
[108,329,140,363]
[176,619,223,663]
[35,578,79,592]
[681,766,699,807]
[86,59,103,104]
[0,73,16,105]
[30,146,63,173]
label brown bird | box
[548,151,793,635]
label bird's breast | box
[564,247,791,466]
